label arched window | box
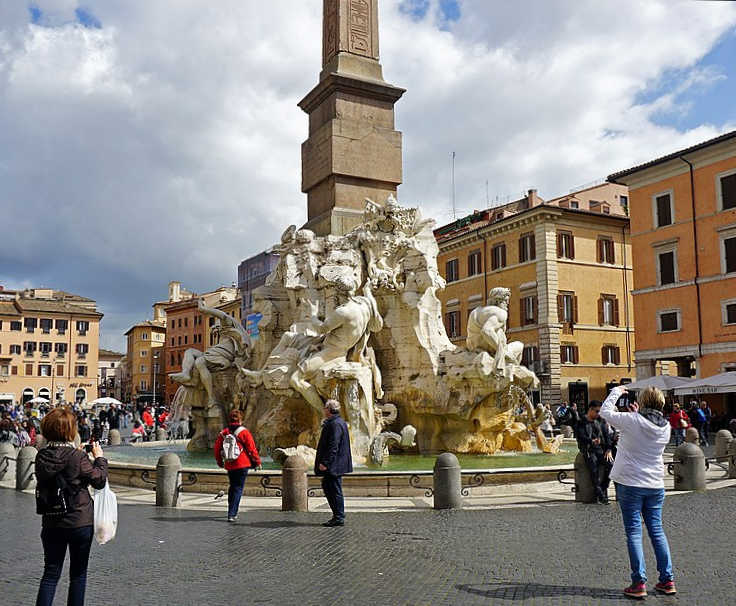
[38,388,50,401]
[75,388,86,404]
[22,387,34,404]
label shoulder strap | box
[234,426,246,437]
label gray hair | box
[324,399,341,414]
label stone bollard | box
[574,452,596,503]
[0,442,17,485]
[156,453,182,507]
[685,427,699,443]
[281,455,309,512]
[433,452,462,509]
[673,442,706,491]
[155,428,167,442]
[108,429,122,446]
[16,446,38,491]
[714,429,733,459]
[729,439,736,480]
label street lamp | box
[152,350,159,428]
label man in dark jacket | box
[315,399,352,527]
[576,400,614,504]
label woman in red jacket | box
[214,409,261,522]
[668,403,690,446]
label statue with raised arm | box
[170,299,251,412]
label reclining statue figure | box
[170,298,251,412]
[289,277,383,412]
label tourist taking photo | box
[599,385,676,599]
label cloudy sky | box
[1,0,735,352]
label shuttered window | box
[467,250,482,276]
[445,259,459,282]
[491,243,507,270]
[601,345,621,365]
[519,233,536,263]
[658,251,676,285]
[598,295,620,326]
[557,292,578,323]
[557,232,575,259]
[597,237,615,264]
[560,344,579,364]
[655,193,673,227]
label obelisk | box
[299,0,405,236]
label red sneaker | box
[655,580,676,595]
[623,582,647,600]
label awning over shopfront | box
[673,372,736,396]
[624,375,693,392]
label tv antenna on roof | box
[451,151,456,220]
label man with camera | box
[576,400,614,504]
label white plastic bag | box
[93,482,118,545]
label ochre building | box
[435,183,634,407]
[609,131,736,400]
[162,286,238,405]
[0,287,103,406]
[123,321,166,407]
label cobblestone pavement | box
[2,487,733,605]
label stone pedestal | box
[16,446,37,491]
[574,452,596,503]
[433,453,462,510]
[673,442,706,491]
[108,429,122,446]
[714,429,733,459]
[0,443,17,485]
[281,455,309,512]
[729,440,736,480]
[156,453,182,507]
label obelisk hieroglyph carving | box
[299,0,405,237]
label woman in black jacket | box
[35,407,108,606]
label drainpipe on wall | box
[679,156,704,368]
[481,233,488,306]
[621,225,632,372]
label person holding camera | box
[35,407,108,606]
[599,385,675,599]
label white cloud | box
[1,0,735,350]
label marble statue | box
[169,300,251,450]
[183,196,553,463]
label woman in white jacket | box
[599,385,676,600]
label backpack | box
[221,427,246,462]
[36,469,75,517]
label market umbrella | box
[673,371,736,396]
[624,375,693,392]
[27,396,50,405]
[87,397,123,407]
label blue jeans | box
[36,525,94,606]
[672,428,685,446]
[321,474,344,521]
[227,468,249,518]
[615,483,673,584]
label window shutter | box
[573,346,579,364]
[614,347,621,365]
[610,240,616,265]
[530,234,536,260]
[520,298,525,326]
[533,296,538,324]
[518,237,525,263]
[557,294,564,322]
[601,346,607,365]
[597,298,604,325]
[613,298,620,327]
[501,245,507,268]
[597,240,603,263]
[560,345,566,363]
[573,296,579,323]
[570,235,575,259]
[556,233,562,257]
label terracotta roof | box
[99,348,124,358]
[124,320,166,336]
[15,298,102,317]
[435,203,628,245]
[608,129,736,182]
[0,301,20,317]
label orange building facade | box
[609,131,736,391]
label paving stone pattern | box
[1,487,734,605]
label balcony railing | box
[57,329,66,335]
